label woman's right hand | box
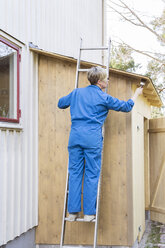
[131,87,143,102]
[135,87,143,96]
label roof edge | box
[30,47,163,107]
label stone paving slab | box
[160,234,165,243]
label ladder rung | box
[65,217,96,222]
[77,218,96,222]
[81,47,108,51]
[78,69,90,72]
[67,191,83,194]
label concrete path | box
[138,220,165,248]
[36,220,165,248]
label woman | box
[58,66,143,222]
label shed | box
[31,47,163,247]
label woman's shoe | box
[84,215,95,222]
[67,213,78,222]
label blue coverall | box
[58,85,134,215]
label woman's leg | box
[68,145,84,213]
[83,147,102,215]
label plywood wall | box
[36,55,148,246]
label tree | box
[145,59,165,117]
[107,0,165,116]
[110,43,141,72]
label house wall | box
[0,0,106,64]
[0,0,106,246]
[0,33,38,246]
[37,54,148,246]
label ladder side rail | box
[105,38,111,94]
[93,160,103,248]
[60,38,83,248]
[93,118,106,248]
[94,37,111,248]
[60,164,69,248]
[75,38,83,89]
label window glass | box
[0,41,18,119]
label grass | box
[145,222,161,248]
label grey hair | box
[87,66,107,85]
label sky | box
[106,0,165,73]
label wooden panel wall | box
[36,56,76,243]
[100,74,133,246]
[149,118,165,224]
[131,84,151,242]
[36,55,137,246]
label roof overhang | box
[107,68,162,108]
[30,47,163,108]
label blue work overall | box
[58,85,134,215]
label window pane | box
[0,41,17,119]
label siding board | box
[0,50,39,246]
[0,0,104,63]
[0,0,105,245]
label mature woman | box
[58,66,142,222]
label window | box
[0,37,20,123]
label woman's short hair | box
[87,66,107,85]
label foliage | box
[146,60,165,101]
[151,9,165,46]
[145,8,165,117]
[146,8,165,91]
[145,222,161,247]
[110,44,141,72]
[107,0,165,117]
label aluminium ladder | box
[60,37,111,248]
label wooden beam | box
[143,89,154,95]
[30,47,163,107]
[148,99,160,104]
[148,128,165,133]
[143,93,157,100]
[150,207,165,215]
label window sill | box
[0,123,23,132]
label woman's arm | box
[105,87,143,112]
[131,87,143,102]
[58,91,73,109]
